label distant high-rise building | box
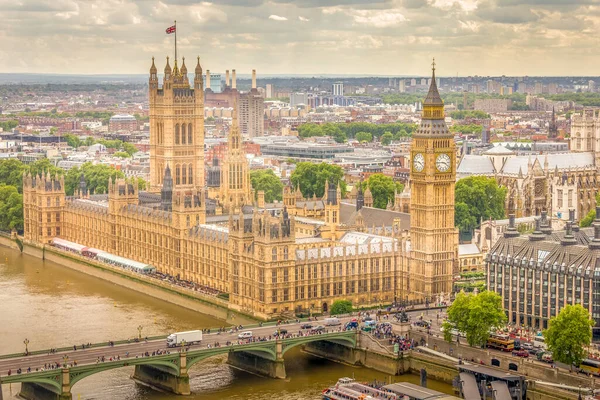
[411,78,417,86]
[266,84,274,98]
[290,92,309,107]
[332,82,344,96]
[590,80,596,93]
[517,82,527,93]
[240,74,264,139]
[548,83,558,94]
[420,78,427,86]
[399,80,406,93]
[534,82,543,95]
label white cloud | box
[298,16,309,21]
[269,14,288,21]
[352,10,407,27]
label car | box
[238,331,253,340]
[311,325,325,333]
[512,350,529,358]
[300,323,313,330]
[521,342,533,351]
[415,320,431,328]
[537,352,553,363]
[274,328,288,336]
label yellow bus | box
[486,333,515,352]
[579,359,600,376]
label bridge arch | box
[6,374,62,392]
[281,333,356,357]
[186,344,277,370]
[69,358,180,387]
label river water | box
[0,248,454,399]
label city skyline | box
[1,0,598,76]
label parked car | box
[512,349,529,358]
[300,323,313,330]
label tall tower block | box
[149,56,205,191]
[409,60,457,300]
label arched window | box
[182,165,187,185]
[188,164,193,185]
[188,123,193,144]
[175,165,181,185]
[175,124,180,145]
[181,124,186,144]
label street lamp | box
[23,339,29,355]
[62,355,69,368]
[137,325,143,340]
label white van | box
[324,317,341,326]
[238,331,253,339]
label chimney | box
[561,222,577,246]
[257,190,265,208]
[569,209,575,223]
[504,213,519,238]
[252,69,257,89]
[205,69,211,90]
[225,70,230,87]
[591,223,600,249]
[530,218,545,241]
[232,69,237,90]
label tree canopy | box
[290,162,347,199]
[330,300,353,315]
[355,132,373,143]
[579,194,600,227]
[442,291,507,347]
[544,304,594,368]
[450,110,490,120]
[381,132,393,146]
[0,159,25,193]
[250,169,283,203]
[26,158,62,178]
[0,185,23,232]
[363,174,403,209]
[64,162,126,196]
[297,122,417,142]
[455,176,506,232]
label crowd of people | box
[147,271,222,297]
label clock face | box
[413,153,425,172]
[436,154,451,172]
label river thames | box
[0,247,453,399]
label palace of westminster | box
[22,56,459,319]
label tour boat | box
[322,378,398,400]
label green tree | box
[122,142,138,156]
[330,300,353,315]
[290,162,347,199]
[0,185,23,232]
[63,134,82,149]
[580,194,600,227]
[64,162,125,196]
[84,137,96,147]
[366,174,396,209]
[26,158,62,178]
[544,304,594,369]
[135,177,148,191]
[0,159,25,192]
[0,120,19,132]
[114,151,131,158]
[442,291,507,347]
[381,132,393,146]
[250,169,284,203]
[455,176,506,231]
[355,132,373,142]
[298,123,324,138]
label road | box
[0,310,422,377]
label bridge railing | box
[0,335,168,361]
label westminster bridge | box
[0,322,360,400]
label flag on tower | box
[166,25,176,34]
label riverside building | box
[22,58,458,320]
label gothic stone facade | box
[22,60,457,319]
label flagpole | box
[174,20,177,64]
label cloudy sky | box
[0,0,598,76]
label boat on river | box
[322,378,398,400]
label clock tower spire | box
[408,60,457,301]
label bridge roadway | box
[0,315,364,375]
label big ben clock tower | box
[409,60,457,301]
